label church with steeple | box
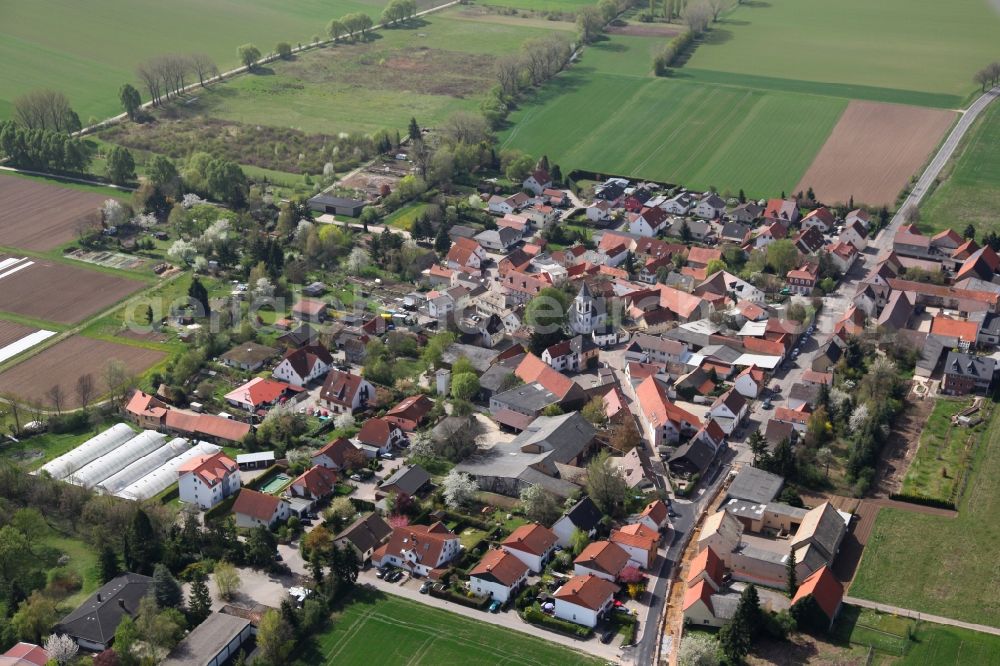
[571,282,607,335]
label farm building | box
[97,438,191,495]
[66,431,167,488]
[307,194,367,217]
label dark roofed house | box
[307,193,367,217]
[764,419,798,447]
[942,351,997,395]
[376,464,431,500]
[552,496,604,547]
[162,612,253,666]
[56,573,153,651]
[220,342,278,372]
[335,512,393,562]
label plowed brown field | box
[0,336,165,408]
[795,100,955,206]
[0,256,144,325]
[0,321,36,350]
[0,175,109,251]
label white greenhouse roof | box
[67,430,167,488]
[733,353,781,369]
[98,438,191,495]
[117,442,221,501]
[37,423,136,480]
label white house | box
[663,192,695,215]
[446,237,485,273]
[839,220,868,251]
[707,389,748,435]
[636,499,671,533]
[272,344,333,386]
[233,489,290,529]
[371,522,460,576]
[694,193,726,220]
[635,376,701,447]
[320,370,374,415]
[553,574,619,628]
[610,524,658,569]
[800,207,835,233]
[501,523,558,573]
[523,169,552,196]
[311,437,360,471]
[552,497,603,548]
[469,549,529,603]
[587,200,613,223]
[177,452,241,510]
[427,290,455,319]
[733,365,764,400]
[628,207,669,237]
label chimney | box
[118,599,126,609]
[97,593,102,603]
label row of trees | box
[135,52,219,107]
[973,61,1000,91]
[10,90,80,133]
[381,0,418,26]
[0,121,90,172]
[327,12,375,42]
[494,35,575,100]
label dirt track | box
[0,174,108,251]
[0,256,144,325]
[795,100,955,206]
[0,336,165,408]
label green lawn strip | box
[899,398,983,503]
[0,310,70,333]
[0,243,158,283]
[850,402,1000,626]
[682,0,1000,99]
[920,101,1000,236]
[478,0,596,11]
[384,203,432,232]
[43,533,102,610]
[0,168,127,200]
[295,588,603,666]
[674,68,961,109]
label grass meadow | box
[899,398,983,505]
[478,0,597,11]
[0,0,442,122]
[294,588,603,666]
[502,69,845,196]
[850,402,1000,627]
[920,101,1000,236]
[685,0,1000,103]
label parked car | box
[489,600,502,613]
[380,452,395,460]
[762,399,772,409]
[376,567,391,579]
[419,581,432,594]
[600,629,616,644]
[350,474,362,481]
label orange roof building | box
[469,549,529,601]
[791,566,844,627]
[573,540,630,581]
[501,523,558,573]
[177,452,240,510]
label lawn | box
[833,605,1000,665]
[850,402,1000,627]
[898,398,985,505]
[920,101,1000,236]
[0,422,118,471]
[384,203,433,232]
[294,588,604,665]
[478,0,597,11]
[0,0,445,122]
[684,0,1000,102]
[501,69,845,197]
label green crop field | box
[850,403,1000,627]
[0,0,443,123]
[921,101,1000,236]
[479,0,597,12]
[685,0,1000,103]
[502,69,845,195]
[899,399,984,505]
[294,589,603,666]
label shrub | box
[653,30,695,76]
[522,604,592,638]
[47,567,83,596]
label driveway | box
[357,569,624,662]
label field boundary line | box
[844,597,1000,637]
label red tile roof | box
[470,548,529,586]
[385,394,434,431]
[682,578,715,613]
[792,565,843,621]
[574,540,630,576]
[312,437,358,468]
[930,315,979,343]
[292,465,339,498]
[357,417,399,448]
[163,410,251,443]
[801,206,834,227]
[687,247,723,267]
[279,344,333,379]
[640,499,668,526]
[379,522,458,569]
[636,376,701,431]
[610,525,657,553]
[233,489,282,522]
[177,451,238,487]
[502,523,558,557]
[292,298,326,316]
[1,643,48,666]
[515,353,577,400]
[225,377,299,409]
[687,546,725,586]
[554,574,619,611]
[320,369,368,408]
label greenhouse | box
[66,430,167,488]
[36,423,135,480]
[117,442,222,501]
[98,438,190,495]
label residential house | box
[686,246,723,269]
[930,315,979,351]
[788,382,821,410]
[942,351,997,395]
[312,437,362,471]
[334,513,393,563]
[587,200,613,223]
[446,237,486,273]
[730,201,763,224]
[707,389,748,435]
[55,573,153,651]
[523,205,558,229]
[223,378,303,414]
[0,643,48,666]
[794,227,826,255]
[574,541,630,581]
[553,575,619,628]
[892,224,933,259]
[839,220,868,251]
[552,496,604,547]
[501,523,558,573]
[372,522,461,577]
[357,417,407,457]
[272,344,333,385]
[845,209,870,230]
[754,221,788,249]
[668,421,724,476]
[763,198,800,225]
[288,465,339,506]
[469,549,529,603]
[542,335,598,373]
[523,169,552,195]
[697,270,765,304]
[786,263,819,295]
[233,489,290,529]
[668,217,711,240]
[220,342,278,372]
[694,193,726,220]
[291,298,327,322]
[827,241,859,273]
[635,375,701,446]
[178,452,240,510]
[800,207,835,233]
[720,222,750,245]
[812,338,844,372]
[542,188,569,207]
[637,499,671,533]
[663,191,695,215]
[488,192,530,215]
[734,365,765,399]
[376,464,431,500]
[514,353,587,407]
[610,523,658,569]
[775,405,812,432]
[384,394,434,432]
[628,206,669,237]
[475,226,520,252]
[319,370,374,415]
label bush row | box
[887,493,956,511]
[428,584,491,610]
[653,30,694,76]
[521,604,592,638]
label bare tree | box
[707,0,730,21]
[75,374,96,412]
[104,360,137,410]
[1,395,22,436]
[136,61,162,106]
[439,111,492,146]
[683,1,713,33]
[45,385,65,415]
[13,90,79,132]
[494,54,524,99]
[190,53,219,87]
[903,205,920,225]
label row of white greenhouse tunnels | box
[35,423,221,501]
